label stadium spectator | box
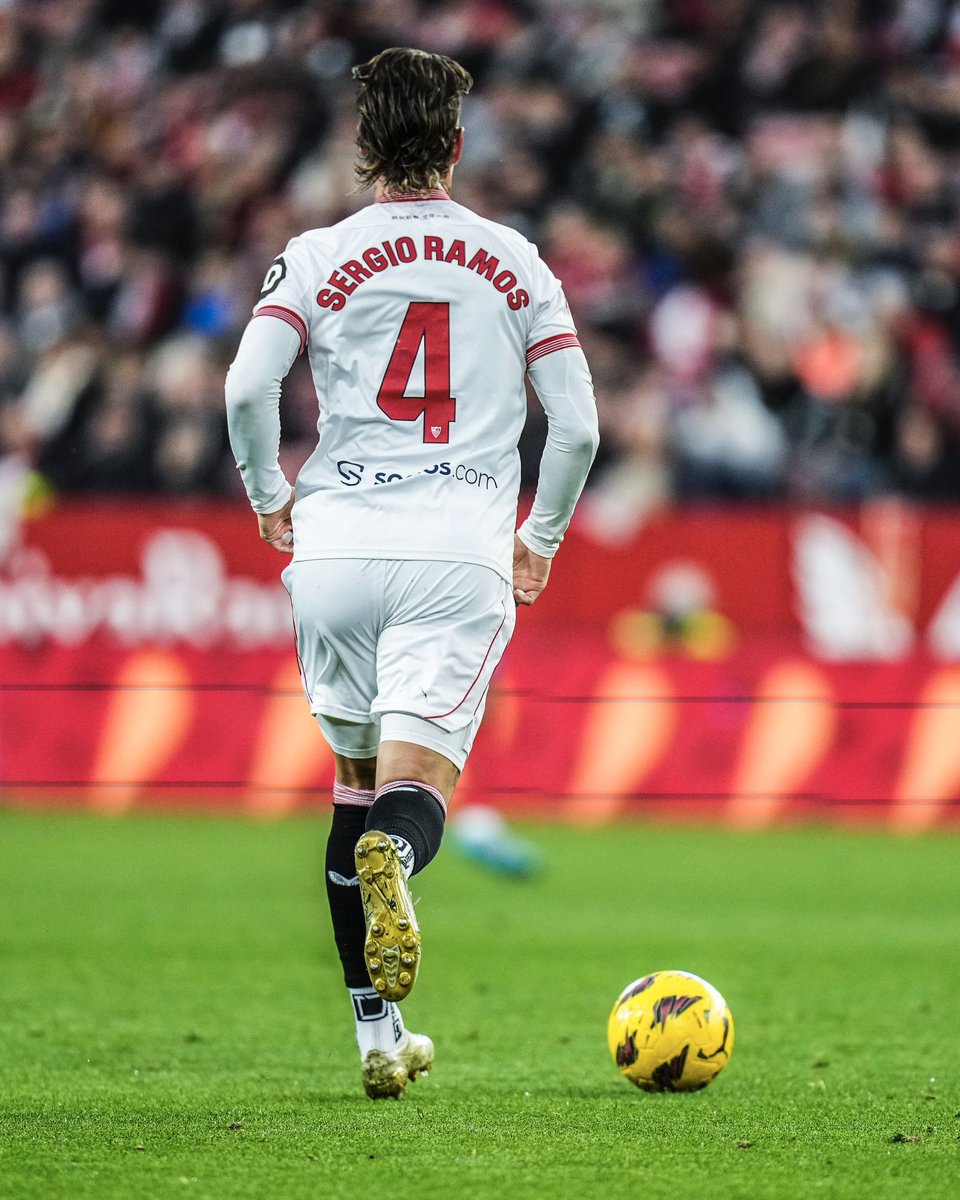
[2,0,960,507]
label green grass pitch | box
[0,809,957,1199]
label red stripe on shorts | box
[426,608,507,721]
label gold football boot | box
[355,830,421,1001]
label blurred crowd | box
[2,0,960,521]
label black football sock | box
[325,787,374,988]
[366,780,446,876]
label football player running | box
[225,47,598,1099]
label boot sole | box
[355,830,421,1002]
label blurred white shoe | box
[451,805,542,877]
[362,1031,434,1100]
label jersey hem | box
[290,547,511,585]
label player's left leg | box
[325,749,377,996]
[324,748,433,1099]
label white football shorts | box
[282,559,516,771]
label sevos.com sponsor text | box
[335,459,498,490]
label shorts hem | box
[311,701,373,722]
[313,707,379,759]
[323,740,380,760]
[379,712,471,772]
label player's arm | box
[515,343,599,604]
[225,239,312,553]
[224,315,302,553]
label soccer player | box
[225,47,598,1098]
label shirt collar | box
[375,188,451,203]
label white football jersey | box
[251,193,580,582]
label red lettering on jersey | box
[444,239,466,266]
[363,247,389,272]
[319,238,527,311]
[317,287,346,310]
[328,269,356,295]
[377,302,456,444]
[342,259,373,285]
[467,248,499,280]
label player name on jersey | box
[317,235,530,312]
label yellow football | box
[607,970,734,1092]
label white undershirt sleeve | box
[224,315,302,513]
[517,346,600,558]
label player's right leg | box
[354,741,457,1001]
[356,560,517,1001]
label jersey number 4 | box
[377,302,456,444]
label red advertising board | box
[2,500,960,829]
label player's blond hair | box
[352,47,473,193]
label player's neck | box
[373,171,454,203]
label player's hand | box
[513,533,551,606]
[257,489,295,554]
